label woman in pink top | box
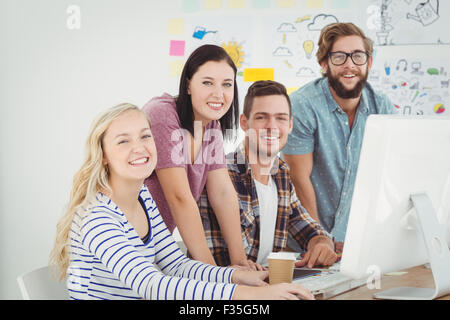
[143,45,259,269]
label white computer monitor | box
[340,115,450,300]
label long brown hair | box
[176,44,239,140]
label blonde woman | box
[50,103,314,300]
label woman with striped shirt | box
[50,103,313,300]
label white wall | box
[1,0,449,299]
[0,0,178,299]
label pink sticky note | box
[170,40,186,56]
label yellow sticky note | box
[384,271,408,276]
[205,0,222,9]
[243,68,274,82]
[277,0,295,8]
[306,0,323,8]
[168,18,185,35]
[286,87,299,95]
[229,0,245,8]
[169,60,185,78]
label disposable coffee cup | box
[268,252,297,285]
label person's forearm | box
[292,177,320,224]
[307,235,334,251]
[211,193,247,265]
[169,199,216,265]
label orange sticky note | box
[243,68,274,82]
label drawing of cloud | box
[296,67,316,77]
[277,23,297,33]
[273,47,293,56]
[430,94,442,101]
[307,14,339,31]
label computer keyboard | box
[296,272,349,291]
[293,267,367,299]
[327,261,341,272]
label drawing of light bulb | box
[303,40,314,59]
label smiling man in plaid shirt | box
[198,80,337,269]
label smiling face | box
[241,94,293,160]
[102,110,157,184]
[321,35,372,99]
[187,60,235,126]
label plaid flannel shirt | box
[198,144,332,266]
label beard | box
[326,67,369,99]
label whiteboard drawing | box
[303,40,315,59]
[222,41,245,68]
[406,0,439,26]
[296,67,316,77]
[186,16,252,72]
[362,0,449,45]
[277,23,297,33]
[192,26,217,40]
[263,12,353,85]
[370,0,394,45]
[370,54,449,116]
[295,15,311,24]
[273,47,293,56]
[396,59,408,71]
[307,14,339,31]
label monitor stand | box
[374,193,450,300]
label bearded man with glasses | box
[283,23,396,254]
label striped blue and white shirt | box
[67,185,237,300]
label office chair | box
[17,265,68,300]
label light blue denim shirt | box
[283,77,395,241]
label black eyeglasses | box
[328,50,370,66]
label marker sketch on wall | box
[263,13,353,85]
[166,1,450,117]
[187,16,252,73]
[370,55,448,115]
[363,0,449,46]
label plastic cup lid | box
[267,252,297,261]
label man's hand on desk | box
[335,241,344,255]
[295,235,337,269]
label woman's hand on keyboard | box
[233,282,315,300]
[232,269,269,287]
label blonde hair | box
[50,103,148,280]
[316,22,373,66]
